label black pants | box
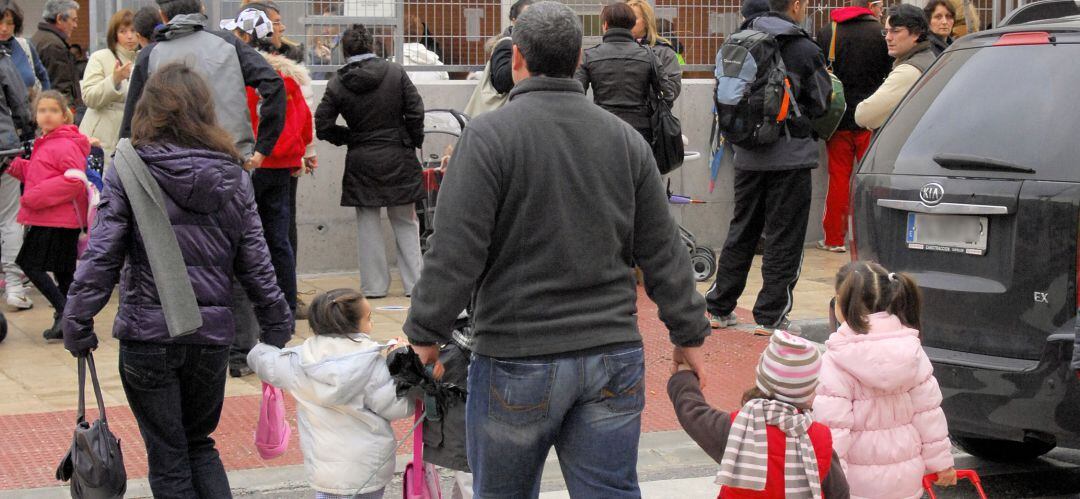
[230,170,297,365]
[24,269,73,315]
[119,341,232,499]
[289,175,298,265]
[706,168,812,327]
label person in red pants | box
[816,0,891,252]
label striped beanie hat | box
[755,330,822,405]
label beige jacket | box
[854,42,935,130]
[78,47,137,159]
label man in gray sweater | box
[403,2,709,496]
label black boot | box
[42,313,62,342]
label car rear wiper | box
[933,153,1036,174]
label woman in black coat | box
[315,24,425,299]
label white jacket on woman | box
[79,47,136,159]
[248,335,413,496]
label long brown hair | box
[308,288,369,338]
[835,261,922,334]
[130,63,241,162]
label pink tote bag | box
[255,382,291,459]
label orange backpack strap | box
[776,77,792,122]
[828,21,838,69]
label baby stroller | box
[416,109,469,254]
[670,151,718,283]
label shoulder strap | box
[113,139,203,338]
[828,21,838,69]
[76,353,108,423]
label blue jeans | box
[119,340,232,498]
[466,345,645,498]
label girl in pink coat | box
[5,91,91,342]
[813,261,956,499]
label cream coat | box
[813,312,953,499]
[248,336,413,495]
[78,47,137,159]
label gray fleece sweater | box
[403,76,709,358]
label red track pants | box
[823,130,872,247]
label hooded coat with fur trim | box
[314,57,425,208]
[247,52,314,169]
[247,336,413,495]
[812,312,953,499]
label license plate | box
[906,213,987,255]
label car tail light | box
[994,32,1053,46]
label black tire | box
[952,435,1055,462]
[691,248,716,282]
[0,312,6,344]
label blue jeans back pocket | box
[488,359,557,426]
[601,348,645,414]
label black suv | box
[851,17,1080,461]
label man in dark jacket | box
[403,3,709,496]
[120,0,285,166]
[31,0,80,111]
[706,0,831,333]
[815,0,891,253]
[576,1,668,142]
[314,24,425,299]
[488,0,534,94]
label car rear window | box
[862,42,1080,182]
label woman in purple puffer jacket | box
[61,63,292,498]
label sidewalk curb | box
[0,431,714,498]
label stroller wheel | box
[700,245,716,262]
[0,312,7,344]
[691,247,717,282]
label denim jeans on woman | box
[119,340,232,498]
[466,344,645,498]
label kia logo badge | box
[920,183,944,206]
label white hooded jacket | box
[400,42,449,81]
[248,335,413,495]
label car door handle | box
[876,199,1011,215]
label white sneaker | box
[815,240,847,253]
[7,291,32,310]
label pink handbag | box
[255,382,291,459]
[403,399,442,499]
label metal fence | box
[88,0,1031,77]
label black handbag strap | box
[77,353,108,424]
[645,45,665,108]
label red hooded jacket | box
[247,52,313,169]
[6,124,91,229]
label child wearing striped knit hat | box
[813,261,955,499]
[668,330,849,498]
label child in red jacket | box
[5,90,91,341]
[668,330,850,498]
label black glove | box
[20,139,32,159]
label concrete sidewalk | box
[0,250,848,493]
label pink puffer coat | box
[813,312,953,499]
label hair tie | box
[888,272,897,282]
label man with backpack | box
[815,0,891,253]
[707,0,831,334]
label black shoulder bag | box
[646,48,684,175]
[56,353,127,498]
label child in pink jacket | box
[813,261,956,499]
[5,91,91,342]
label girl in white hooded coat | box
[248,288,412,499]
